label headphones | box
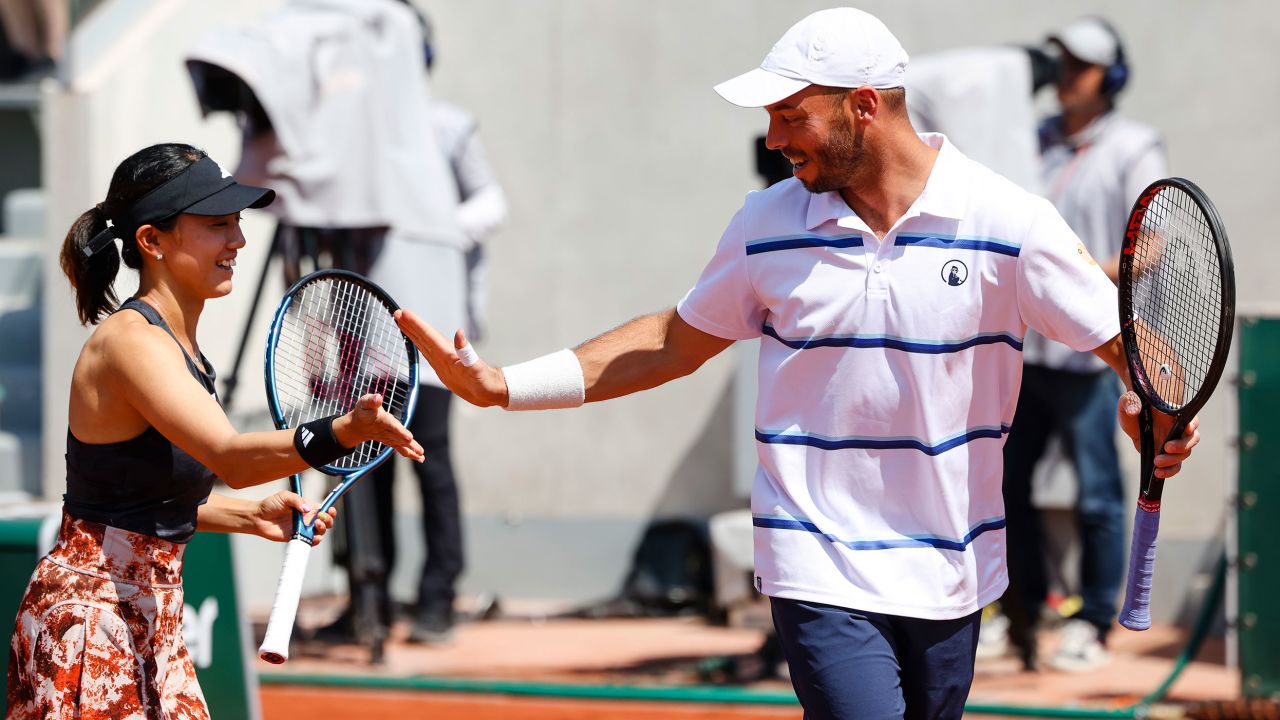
[1092,17,1129,97]
[394,0,435,70]
[418,9,435,70]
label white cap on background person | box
[714,7,909,108]
[1048,17,1120,65]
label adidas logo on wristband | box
[294,415,348,469]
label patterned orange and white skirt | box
[7,512,208,719]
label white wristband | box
[501,349,585,410]
[457,343,480,367]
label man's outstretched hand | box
[395,309,508,408]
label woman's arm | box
[104,324,422,489]
[197,492,336,542]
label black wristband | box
[294,415,352,469]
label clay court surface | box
[256,600,1241,719]
[262,687,800,719]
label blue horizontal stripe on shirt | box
[745,234,864,256]
[895,233,1021,257]
[755,424,1011,456]
[753,514,1007,551]
[762,324,1024,353]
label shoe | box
[407,608,456,645]
[1048,619,1109,672]
[309,607,356,643]
[1008,621,1040,673]
[975,612,1010,659]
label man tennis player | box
[396,8,1200,718]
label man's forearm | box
[1093,333,1132,389]
[576,308,732,402]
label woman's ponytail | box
[59,203,122,325]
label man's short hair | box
[826,86,907,115]
[877,87,906,113]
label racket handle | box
[258,537,314,664]
[1119,503,1160,631]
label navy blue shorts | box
[770,597,981,720]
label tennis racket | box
[257,269,419,663]
[1117,178,1234,631]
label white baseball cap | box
[714,7,909,108]
[1049,18,1121,66]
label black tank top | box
[62,298,219,544]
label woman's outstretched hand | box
[333,393,425,461]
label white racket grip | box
[258,538,313,664]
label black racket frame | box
[1118,177,1235,506]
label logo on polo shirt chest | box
[941,259,968,286]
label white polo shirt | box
[677,134,1119,619]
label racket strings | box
[273,277,413,469]
[1126,186,1224,410]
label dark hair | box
[876,87,906,114]
[825,86,907,116]
[59,143,207,325]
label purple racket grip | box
[1119,503,1160,630]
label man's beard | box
[799,114,862,194]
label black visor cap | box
[183,180,275,216]
[119,156,275,231]
[84,155,276,259]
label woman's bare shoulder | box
[79,310,183,374]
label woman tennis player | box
[6,143,424,719]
